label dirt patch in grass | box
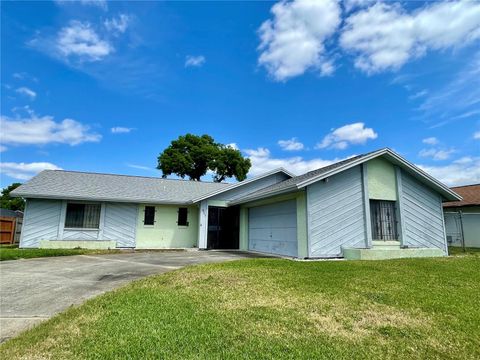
[309,304,431,341]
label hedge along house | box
[12,148,461,260]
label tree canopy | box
[157,134,251,182]
[1,183,25,211]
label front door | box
[207,206,240,249]
[370,200,398,241]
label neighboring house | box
[443,184,480,248]
[11,148,461,260]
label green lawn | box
[0,245,121,261]
[448,246,480,256]
[1,254,479,359]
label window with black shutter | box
[177,207,188,226]
[144,206,155,225]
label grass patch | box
[1,254,479,359]
[449,246,480,256]
[0,246,122,261]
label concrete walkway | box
[0,250,257,343]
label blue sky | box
[1,0,479,187]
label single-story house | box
[443,184,480,248]
[11,148,461,260]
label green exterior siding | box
[367,158,397,201]
[136,204,199,249]
[239,207,248,251]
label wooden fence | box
[1,216,22,245]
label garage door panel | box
[249,228,297,242]
[250,201,294,216]
[249,214,297,228]
[249,239,297,257]
[248,199,297,257]
[271,228,297,240]
[249,228,272,240]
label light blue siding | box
[248,200,297,256]
[103,203,137,248]
[20,199,137,248]
[307,166,366,257]
[400,170,446,252]
[20,199,62,248]
[212,173,290,201]
[63,229,99,240]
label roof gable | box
[230,148,461,205]
[191,168,294,202]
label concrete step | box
[372,240,401,249]
[343,247,445,260]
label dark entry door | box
[370,200,398,241]
[207,207,240,249]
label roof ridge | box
[450,183,480,189]
[43,170,231,185]
[291,154,364,180]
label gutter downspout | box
[458,210,466,252]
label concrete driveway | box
[0,250,258,343]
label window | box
[177,207,189,226]
[370,200,398,240]
[144,206,155,225]
[65,203,101,229]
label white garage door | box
[248,200,297,257]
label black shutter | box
[144,206,155,225]
[177,207,189,226]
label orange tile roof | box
[443,184,480,208]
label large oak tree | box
[157,134,251,182]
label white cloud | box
[111,127,133,134]
[422,137,439,145]
[126,163,155,171]
[226,143,239,150]
[0,162,62,181]
[474,131,480,140]
[418,52,480,127]
[56,21,113,61]
[409,89,428,100]
[0,112,101,146]
[15,87,37,100]
[104,14,131,35]
[12,72,37,82]
[185,55,206,68]
[340,1,480,74]
[418,156,480,186]
[316,122,377,149]
[0,145,7,152]
[55,0,107,10]
[278,137,304,151]
[419,148,455,161]
[343,0,375,13]
[244,147,343,177]
[258,0,341,81]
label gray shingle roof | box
[11,170,231,204]
[229,155,365,204]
